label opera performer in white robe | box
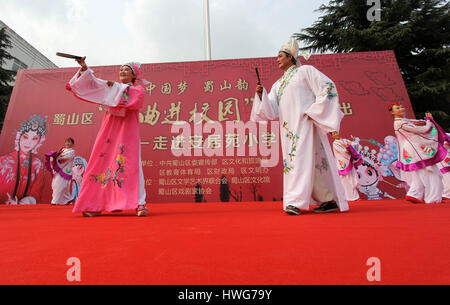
[390,103,445,203]
[45,138,76,205]
[331,132,362,202]
[251,38,348,215]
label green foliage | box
[0,27,15,130]
[294,0,450,130]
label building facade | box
[1,20,57,79]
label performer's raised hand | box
[256,84,263,99]
[425,111,433,119]
[75,56,88,72]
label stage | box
[1,199,449,285]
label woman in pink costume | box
[331,131,363,202]
[425,114,450,201]
[66,57,148,216]
[390,103,446,203]
[45,137,76,205]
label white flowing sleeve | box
[303,65,344,133]
[250,84,279,122]
[59,148,76,160]
[332,139,348,155]
[399,120,433,134]
[67,68,128,107]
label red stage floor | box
[1,199,449,285]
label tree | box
[294,0,450,130]
[0,27,15,131]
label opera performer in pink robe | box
[390,103,446,203]
[251,38,348,215]
[331,132,363,202]
[66,57,148,216]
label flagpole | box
[204,0,211,60]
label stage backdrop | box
[0,50,415,205]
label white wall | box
[1,20,57,74]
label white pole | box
[204,0,211,60]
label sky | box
[0,0,330,68]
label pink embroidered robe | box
[394,117,447,171]
[66,68,145,212]
[0,150,44,204]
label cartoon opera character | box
[354,141,395,200]
[71,156,87,204]
[0,115,47,204]
[377,135,409,192]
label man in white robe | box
[251,39,348,215]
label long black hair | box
[12,115,47,199]
[281,51,297,65]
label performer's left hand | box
[75,56,88,71]
[330,131,339,139]
[106,81,114,87]
[255,84,263,99]
[425,112,433,119]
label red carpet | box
[1,199,450,285]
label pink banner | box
[0,51,414,204]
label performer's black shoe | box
[313,201,338,213]
[285,205,301,215]
[82,211,101,217]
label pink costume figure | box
[66,57,148,216]
[331,132,363,202]
[436,133,450,201]
[0,115,46,204]
[391,103,446,203]
[45,138,76,205]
